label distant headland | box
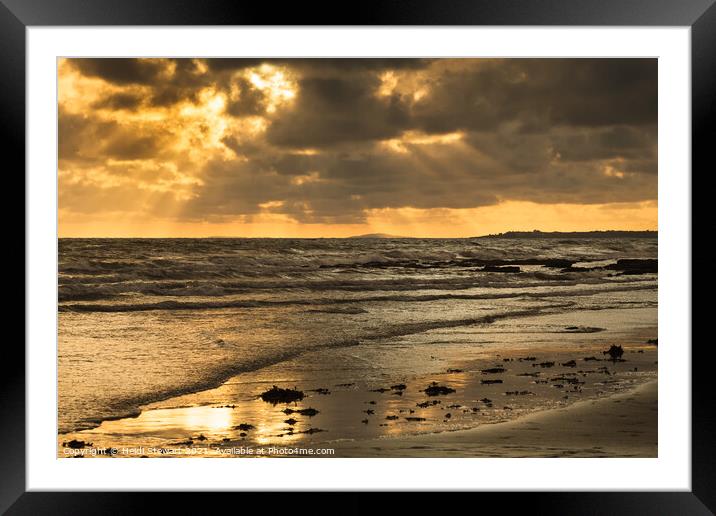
[348,233,409,239]
[475,230,657,239]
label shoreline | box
[59,309,658,436]
[59,332,658,458]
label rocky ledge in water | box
[561,258,657,275]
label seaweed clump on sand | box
[423,382,456,396]
[62,439,91,449]
[603,345,625,362]
[416,400,441,408]
[260,385,305,404]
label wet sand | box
[336,379,657,457]
[59,336,658,458]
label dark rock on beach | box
[562,326,604,333]
[481,366,506,374]
[481,379,503,385]
[416,400,441,408]
[423,382,456,396]
[260,385,305,404]
[603,345,625,361]
[550,376,584,385]
[63,439,91,449]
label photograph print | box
[57,57,658,458]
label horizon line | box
[58,229,659,239]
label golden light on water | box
[181,406,234,433]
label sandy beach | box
[336,379,657,458]
[59,330,657,458]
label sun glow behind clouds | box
[382,131,466,153]
[246,64,297,113]
[59,200,657,238]
[58,58,658,237]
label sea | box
[58,237,658,434]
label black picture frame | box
[6,0,710,513]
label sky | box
[58,58,657,238]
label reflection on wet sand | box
[62,336,657,457]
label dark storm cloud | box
[92,91,145,111]
[59,108,165,162]
[442,59,656,130]
[266,76,411,147]
[258,58,656,150]
[70,58,169,85]
[69,58,212,108]
[224,76,268,116]
[205,57,432,74]
[182,135,656,223]
[550,125,657,164]
[62,58,658,223]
